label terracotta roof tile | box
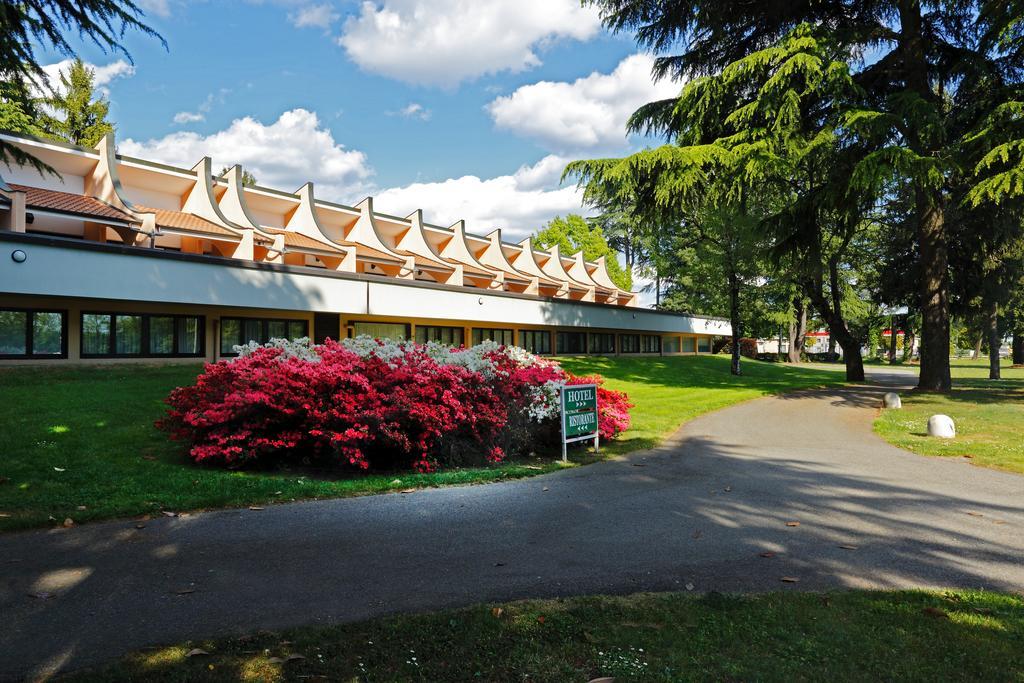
[134,205,239,239]
[10,184,136,223]
[262,228,346,254]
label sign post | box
[560,384,599,462]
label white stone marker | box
[927,414,956,438]
[882,392,902,409]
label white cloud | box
[39,59,135,97]
[136,0,171,18]
[391,102,430,120]
[487,53,682,154]
[172,111,205,124]
[290,3,339,29]
[337,0,603,88]
[120,108,374,201]
[373,155,585,240]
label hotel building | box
[0,131,729,364]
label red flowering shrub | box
[565,374,634,440]
[158,338,633,472]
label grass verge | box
[874,360,1024,475]
[66,590,1024,682]
[0,356,843,532]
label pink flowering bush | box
[158,337,632,472]
[565,374,633,440]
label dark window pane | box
[178,318,200,355]
[267,320,287,340]
[82,314,111,355]
[697,337,711,353]
[149,317,175,355]
[556,332,586,354]
[287,321,307,340]
[682,337,696,353]
[243,319,262,345]
[115,315,142,355]
[32,312,63,355]
[620,334,639,353]
[0,311,27,355]
[221,319,240,354]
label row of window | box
[220,317,308,355]
[0,308,713,359]
[82,313,204,358]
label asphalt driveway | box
[2,369,1022,680]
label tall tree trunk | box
[972,335,983,360]
[1012,330,1024,366]
[903,321,916,362]
[801,273,865,382]
[988,299,1001,380]
[900,0,952,391]
[827,331,837,358]
[788,297,806,363]
[728,268,742,376]
[888,315,899,364]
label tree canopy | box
[533,214,633,290]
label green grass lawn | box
[66,590,1024,682]
[0,356,843,532]
[874,359,1024,475]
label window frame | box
[415,325,465,346]
[0,308,68,359]
[81,312,206,359]
[641,334,662,354]
[556,331,587,355]
[219,316,309,356]
[619,333,640,354]
[519,329,552,355]
[587,332,616,355]
[471,327,514,346]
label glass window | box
[472,328,514,345]
[0,310,27,355]
[287,321,307,340]
[416,325,464,346]
[220,319,241,354]
[115,315,142,355]
[556,331,586,354]
[588,332,615,354]
[619,334,640,354]
[641,335,662,354]
[681,337,696,353]
[353,322,409,340]
[697,337,711,353]
[519,330,551,355]
[82,314,112,355]
[242,319,262,345]
[663,336,681,353]
[177,317,200,355]
[32,312,63,355]
[267,320,288,340]
[149,317,175,355]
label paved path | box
[3,370,1023,680]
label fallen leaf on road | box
[542,487,549,492]
[692,530,702,540]
[993,520,1007,525]
[838,545,858,550]
[185,648,209,657]
[966,511,983,517]
[248,506,265,511]
[780,577,800,583]
[162,511,178,518]
[62,518,74,528]
[724,486,732,492]
[759,552,775,558]
[28,591,53,600]
[632,463,646,467]
[135,523,146,529]
[785,521,800,527]
[922,607,949,619]
[494,562,506,567]
[399,488,416,494]
[172,588,196,595]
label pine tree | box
[42,58,114,147]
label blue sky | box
[39,0,680,241]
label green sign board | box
[560,384,599,460]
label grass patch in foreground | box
[558,354,844,455]
[67,590,1024,682]
[874,367,1024,475]
[0,356,843,532]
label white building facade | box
[0,132,730,364]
